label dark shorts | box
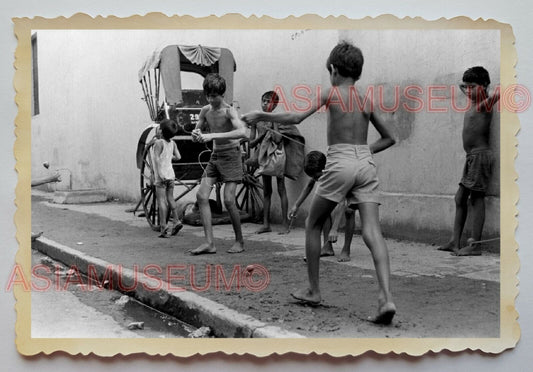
[460,148,494,193]
[204,146,243,183]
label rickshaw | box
[135,44,263,231]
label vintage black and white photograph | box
[14,15,518,356]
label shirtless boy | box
[438,66,500,256]
[243,41,396,324]
[190,73,247,255]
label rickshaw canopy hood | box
[138,45,237,104]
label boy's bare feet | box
[158,227,171,238]
[337,252,351,262]
[171,221,183,236]
[255,226,272,234]
[278,224,291,235]
[320,241,335,257]
[227,241,244,253]
[437,240,455,252]
[290,288,321,306]
[368,302,396,325]
[453,238,482,256]
[189,243,216,255]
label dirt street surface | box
[31,192,500,338]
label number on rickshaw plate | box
[189,113,200,126]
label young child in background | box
[289,151,356,261]
[152,119,183,238]
[249,90,292,234]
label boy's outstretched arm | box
[243,88,329,126]
[369,109,396,154]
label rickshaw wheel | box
[140,143,161,231]
[235,143,263,223]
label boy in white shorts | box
[243,41,397,324]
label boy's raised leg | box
[189,178,217,255]
[291,195,337,305]
[358,202,396,324]
[224,182,245,253]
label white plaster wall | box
[31,29,501,241]
[31,29,337,200]
[337,29,500,240]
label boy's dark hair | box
[262,90,279,111]
[262,90,279,104]
[203,73,226,96]
[326,41,364,81]
[159,119,178,141]
[463,66,491,87]
[304,151,327,176]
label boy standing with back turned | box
[190,73,247,255]
[438,66,500,256]
[243,41,397,324]
[152,119,184,238]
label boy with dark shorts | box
[243,41,397,324]
[189,73,247,255]
[438,66,500,256]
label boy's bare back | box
[321,85,394,154]
[325,85,372,146]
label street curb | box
[52,189,108,204]
[32,236,305,339]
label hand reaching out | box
[288,206,299,220]
[241,110,262,125]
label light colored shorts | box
[316,144,380,207]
